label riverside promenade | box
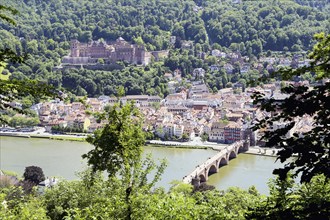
[149,139,280,157]
[244,146,280,157]
[0,128,88,140]
[149,138,228,151]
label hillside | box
[0,0,329,97]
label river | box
[0,136,282,194]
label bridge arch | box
[199,174,206,183]
[218,157,228,168]
[207,164,218,176]
[229,150,237,159]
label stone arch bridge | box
[182,141,249,184]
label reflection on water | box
[1,136,283,194]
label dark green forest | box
[2,0,329,52]
[0,0,329,98]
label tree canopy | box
[0,4,57,123]
[83,102,145,178]
[83,101,166,219]
[23,166,45,185]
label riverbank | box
[1,132,280,156]
[1,131,225,149]
[0,132,86,142]
[147,143,211,150]
[148,140,227,151]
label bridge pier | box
[242,139,250,152]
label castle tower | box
[135,45,149,65]
[70,39,80,57]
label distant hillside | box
[201,0,329,52]
[1,0,329,54]
[0,0,329,98]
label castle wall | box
[66,38,165,66]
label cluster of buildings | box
[206,49,312,76]
[32,95,162,133]
[31,90,254,144]
[26,77,317,145]
[151,83,257,144]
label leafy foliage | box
[83,102,145,178]
[83,101,167,219]
[0,187,48,220]
[59,65,169,97]
[247,174,330,219]
[0,79,56,123]
[0,3,57,124]
[0,4,18,25]
[202,0,329,52]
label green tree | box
[247,174,330,219]
[97,58,104,64]
[23,166,45,185]
[83,102,166,219]
[201,132,209,142]
[181,133,189,141]
[0,79,56,123]
[0,4,56,124]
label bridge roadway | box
[182,140,248,184]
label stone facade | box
[63,37,151,65]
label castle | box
[62,37,152,66]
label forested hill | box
[1,0,329,53]
[0,0,329,98]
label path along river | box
[0,136,284,194]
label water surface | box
[0,136,282,194]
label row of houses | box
[28,77,262,143]
[32,95,161,133]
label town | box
[1,35,320,145]
[3,76,318,146]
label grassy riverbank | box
[28,135,86,142]
[49,136,86,142]
[0,133,87,142]
[147,143,211,150]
